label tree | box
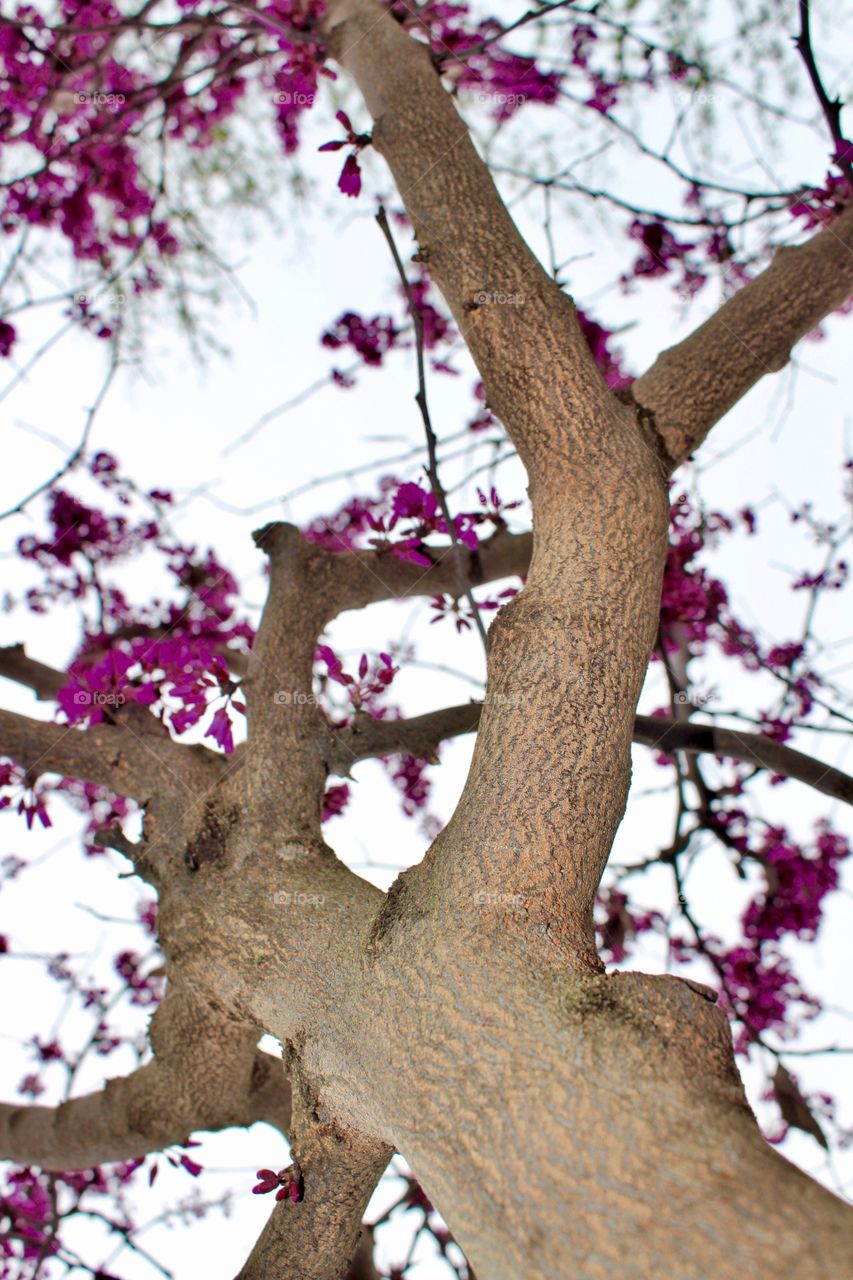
[1,0,852,1276]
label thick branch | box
[0,985,301,1172]
[630,200,853,467]
[0,645,65,700]
[322,0,629,480]
[326,529,531,614]
[632,715,853,805]
[328,703,853,806]
[0,707,146,796]
[0,706,221,809]
[236,1055,390,1280]
[237,1150,385,1280]
[0,1044,290,1170]
[325,0,671,974]
[244,522,347,845]
[327,704,481,773]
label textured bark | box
[236,1054,389,1280]
[630,201,853,467]
[326,528,532,611]
[0,992,291,1168]
[0,1049,290,1169]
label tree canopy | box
[1,2,852,1277]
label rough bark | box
[630,201,853,467]
[0,990,291,1168]
[236,1052,389,1280]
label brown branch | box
[244,522,345,846]
[0,988,292,1169]
[328,702,853,806]
[629,199,853,469]
[237,1152,385,1280]
[0,645,66,700]
[0,1049,290,1169]
[327,703,481,773]
[323,0,673,974]
[632,715,853,806]
[236,1053,390,1280]
[0,705,220,804]
[326,528,531,614]
[244,520,525,831]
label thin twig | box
[794,1,853,188]
[375,205,489,650]
[0,355,119,521]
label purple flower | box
[0,319,17,358]
[316,644,354,686]
[252,1165,303,1202]
[338,152,362,198]
[319,110,371,198]
[322,782,350,821]
[205,706,235,754]
[391,482,438,523]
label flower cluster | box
[743,822,848,943]
[316,646,399,711]
[714,944,819,1052]
[385,4,562,121]
[789,172,853,229]
[15,460,254,759]
[252,1164,303,1203]
[624,219,706,298]
[321,310,402,368]
[114,949,164,1007]
[304,476,520,571]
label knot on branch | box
[252,520,303,560]
[559,970,745,1099]
[184,799,240,872]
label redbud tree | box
[0,0,852,1277]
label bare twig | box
[794,1,853,188]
